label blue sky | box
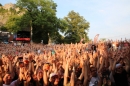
[1,0,130,40]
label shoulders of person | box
[114,69,128,78]
[89,76,99,86]
[48,81,53,86]
[89,83,95,86]
[10,80,18,86]
[115,69,127,74]
[3,84,10,86]
[58,78,64,86]
[122,69,128,75]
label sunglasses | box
[52,75,59,79]
[91,69,97,72]
[117,67,123,69]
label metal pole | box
[30,20,33,44]
[48,33,50,45]
[30,20,33,52]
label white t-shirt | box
[89,76,99,86]
[3,84,10,86]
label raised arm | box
[83,59,89,86]
[64,57,70,86]
[43,64,49,86]
[70,67,75,86]
[7,55,15,79]
[78,57,85,80]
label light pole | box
[48,33,51,45]
[29,20,33,52]
[84,33,85,41]
[30,20,33,44]
[0,24,2,43]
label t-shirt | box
[38,78,43,86]
[89,76,99,86]
[10,80,18,86]
[3,84,10,86]
[48,81,53,86]
[10,80,24,86]
[113,70,128,86]
[58,78,64,86]
[11,79,35,86]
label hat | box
[44,62,52,66]
[49,73,58,79]
[115,63,122,68]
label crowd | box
[0,39,130,86]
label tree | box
[100,38,106,42]
[16,0,61,44]
[5,15,21,32]
[49,18,68,43]
[63,10,90,43]
[4,6,27,33]
[0,3,2,6]
[0,7,9,26]
[0,26,7,31]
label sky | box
[1,0,130,41]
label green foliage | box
[0,8,8,15]
[1,4,27,33]
[57,18,68,33]
[100,38,106,42]
[16,0,59,44]
[5,15,22,32]
[0,3,2,6]
[0,26,7,31]
[20,13,32,30]
[4,13,30,33]
[1,1,91,44]
[63,10,90,43]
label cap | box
[49,73,58,79]
[44,62,52,66]
[115,63,122,68]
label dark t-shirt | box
[38,78,44,86]
[58,78,64,86]
[48,81,53,86]
[113,70,128,86]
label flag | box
[93,34,99,44]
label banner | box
[16,38,30,41]
[93,34,99,44]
